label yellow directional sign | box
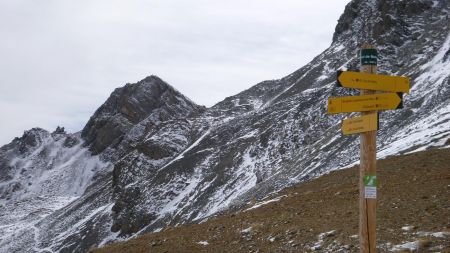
[327,92,402,114]
[342,113,378,135]
[337,71,410,93]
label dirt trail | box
[93,148,450,253]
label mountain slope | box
[107,0,450,238]
[0,77,204,252]
[94,147,450,253]
[1,0,449,252]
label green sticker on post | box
[363,175,377,187]
[361,48,378,65]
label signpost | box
[358,45,378,253]
[326,44,410,253]
[342,113,378,135]
[337,71,410,93]
[327,93,403,114]
[360,48,378,65]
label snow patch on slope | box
[0,134,112,253]
[1,135,110,203]
[412,32,450,100]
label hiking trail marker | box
[363,175,378,199]
[337,71,410,93]
[327,92,403,114]
[326,45,410,253]
[342,113,378,135]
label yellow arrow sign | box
[337,71,410,93]
[342,113,378,135]
[327,93,402,114]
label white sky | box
[0,0,349,145]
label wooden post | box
[359,44,377,253]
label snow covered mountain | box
[1,0,449,252]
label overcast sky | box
[0,0,349,145]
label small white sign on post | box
[364,186,377,199]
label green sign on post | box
[364,175,378,186]
[364,175,377,199]
[361,48,378,65]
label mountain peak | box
[81,75,203,155]
[332,0,433,45]
[8,128,50,154]
[141,74,164,83]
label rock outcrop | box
[81,75,204,155]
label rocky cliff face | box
[1,0,449,252]
[81,75,205,156]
